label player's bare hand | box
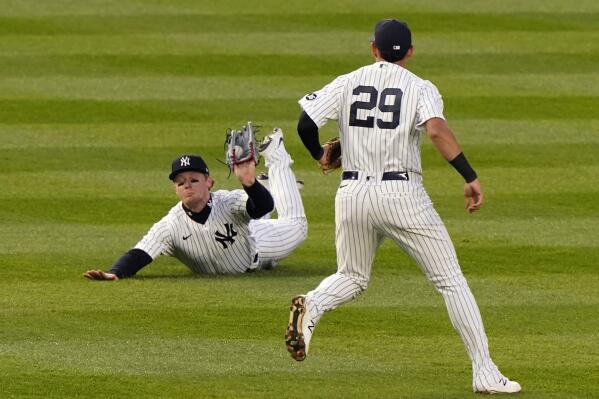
[233,160,257,186]
[464,179,483,213]
[83,270,119,281]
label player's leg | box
[258,128,306,220]
[373,182,519,393]
[286,183,381,360]
[309,184,380,315]
[251,128,307,267]
[250,218,307,268]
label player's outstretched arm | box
[424,117,462,161]
[425,117,483,213]
[234,160,274,219]
[83,270,119,281]
[84,249,153,280]
[233,160,256,186]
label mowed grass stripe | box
[448,120,599,144]
[1,148,597,195]
[1,142,598,170]
[436,191,598,219]
[3,166,598,201]
[452,245,599,276]
[2,32,597,56]
[3,0,599,16]
[447,218,599,247]
[0,198,173,225]
[2,303,598,343]
[3,219,596,254]
[0,99,298,123]
[1,54,597,76]
[0,169,324,200]
[1,249,597,309]
[2,73,597,100]
[2,250,597,295]
[2,190,597,226]
[1,120,598,149]
[1,12,597,35]
[0,352,593,399]
[443,142,599,168]
[0,97,597,123]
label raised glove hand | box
[233,160,257,186]
[318,137,342,175]
[224,121,260,170]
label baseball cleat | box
[474,376,521,394]
[257,171,304,190]
[285,295,315,361]
[258,128,284,158]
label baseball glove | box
[319,137,341,174]
[224,121,260,170]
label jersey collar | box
[182,194,212,224]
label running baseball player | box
[84,124,307,279]
[285,19,521,394]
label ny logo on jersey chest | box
[215,223,237,249]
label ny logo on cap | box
[180,156,190,167]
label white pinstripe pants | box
[307,173,501,384]
[249,141,307,267]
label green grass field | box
[1,1,598,398]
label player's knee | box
[338,272,369,292]
[285,217,308,254]
[289,217,308,245]
[430,272,467,293]
[298,217,308,242]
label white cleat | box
[258,128,284,159]
[474,376,521,394]
[285,295,315,361]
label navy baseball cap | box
[372,19,412,60]
[169,155,209,180]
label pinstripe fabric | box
[251,139,307,266]
[299,61,444,175]
[134,140,307,274]
[135,191,254,274]
[299,61,503,386]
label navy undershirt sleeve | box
[108,248,153,279]
[244,180,274,219]
[297,111,324,160]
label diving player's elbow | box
[251,198,274,219]
[296,217,309,244]
[301,225,308,244]
[264,199,275,216]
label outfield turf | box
[1,1,598,398]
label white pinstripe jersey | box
[299,61,445,175]
[134,190,255,274]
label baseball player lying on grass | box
[84,123,307,280]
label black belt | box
[341,171,409,181]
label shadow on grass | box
[130,261,333,281]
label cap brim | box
[169,168,209,181]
